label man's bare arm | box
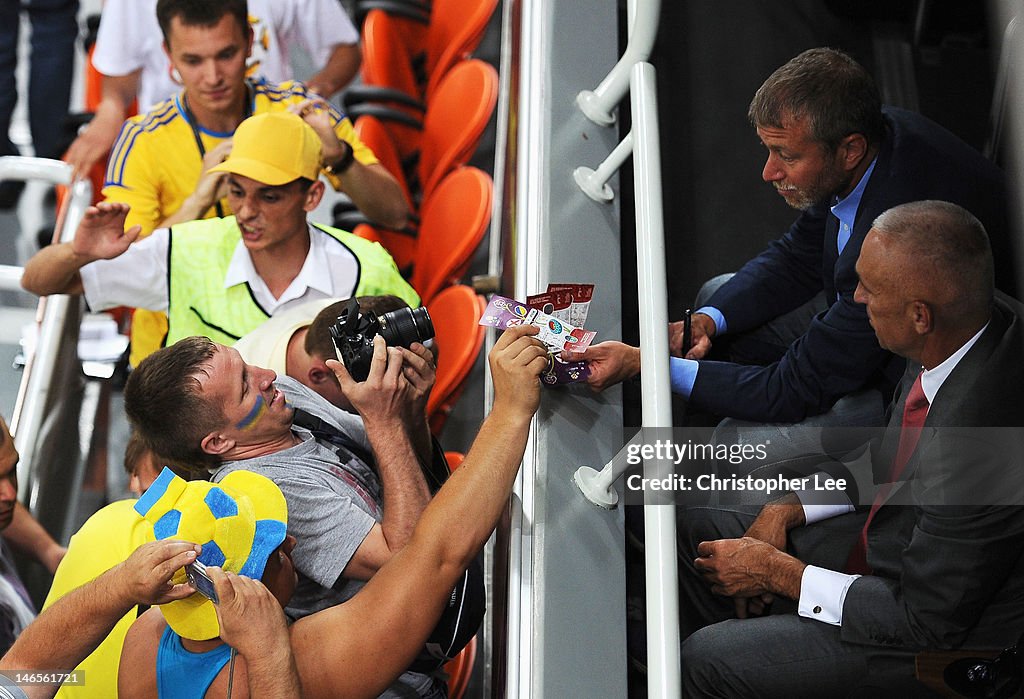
[330,160,410,231]
[155,140,233,229]
[65,72,140,179]
[290,98,410,230]
[398,343,436,470]
[2,504,65,575]
[305,44,362,98]
[291,325,547,699]
[0,540,198,699]
[21,202,141,297]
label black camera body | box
[329,298,434,381]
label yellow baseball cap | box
[208,111,322,185]
[134,467,288,640]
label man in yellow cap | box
[92,0,408,367]
[21,111,419,358]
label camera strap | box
[292,408,376,469]
[291,408,450,492]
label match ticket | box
[480,295,597,352]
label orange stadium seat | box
[426,285,486,434]
[424,0,499,99]
[443,635,477,699]
[418,59,497,198]
[410,166,492,304]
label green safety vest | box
[165,216,419,346]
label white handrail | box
[576,0,662,125]
[0,156,93,504]
[574,59,682,695]
[631,60,682,697]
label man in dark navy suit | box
[676,201,1024,696]
[576,48,1012,435]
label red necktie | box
[845,373,929,574]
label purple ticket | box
[540,354,591,385]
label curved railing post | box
[576,0,662,125]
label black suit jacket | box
[689,107,1012,423]
[840,295,1024,650]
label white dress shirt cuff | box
[794,472,855,524]
[798,565,859,626]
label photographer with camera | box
[123,330,454,698]
[21,111,418,366]
[235,295,445,487]
[234,295,426,414]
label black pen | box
[683,308,692,355]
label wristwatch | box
[323,142,356,176]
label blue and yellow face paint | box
[235,394,267,431]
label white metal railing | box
[0,156,92,506]
[629,61,682,696]
[571,61,682,697]
[570,3,683,694]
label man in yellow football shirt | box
[101,0,409,364]
[22,112,419,353]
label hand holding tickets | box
[481,286,596,385]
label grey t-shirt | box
[212,376,379,617]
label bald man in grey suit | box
[677,200,1024,697]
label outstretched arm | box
[568,341,641,393]
[292,325,548,699]
[0,540,198,699]
[21,202,141,296]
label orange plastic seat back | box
[354,114,413,208]
[443,635,477,699]
[351,219,417,277]
[419,59,498,199]
[361,9,425,96]
[425,0,499,99]
[410,167,492,304]
[426,285,485,433]
[360,9,428,158]
[444,451,465,471]
[352,223,384,245]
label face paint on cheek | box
[235,394,267,431]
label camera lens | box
[377,307,435,348]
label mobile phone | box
[185,560,219,604]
